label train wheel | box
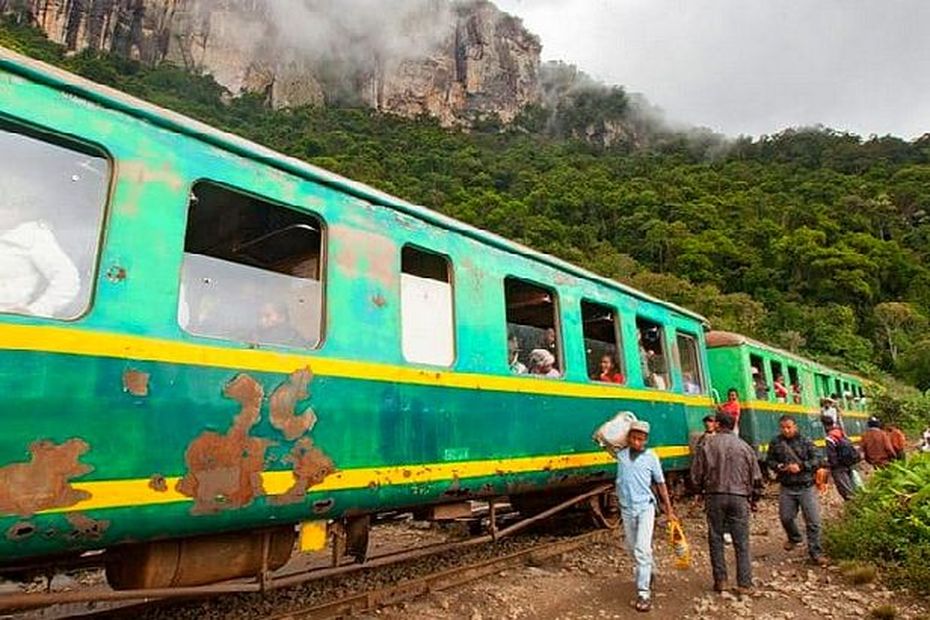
[587,488,621,529]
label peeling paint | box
[122,369,150,396]
[0,439,93,517]
[176,374,269,514]
[269,368,317,441]
[119,161,184,192]
[270,438,335,505]
[6,521,36,541]
[105,265,127,283]
[66,513,109,540]
[331,224,397,286]
[148,474,167,492]
[312,498,335,514]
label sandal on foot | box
[635,596,652,612]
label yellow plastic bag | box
[667,519,692,570]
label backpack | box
[829,436,861,467]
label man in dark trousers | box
[766,416,828,566]
[690,413,762,594]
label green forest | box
[2,19,929,407]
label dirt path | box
[372,489,930,619]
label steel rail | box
[0,484,612,612]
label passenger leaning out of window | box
[791,382,802,405]
[716,388,742,432]
[773,374,789,402]
[527,349,560,378]
[595,355,623,383]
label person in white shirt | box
[0,220,80,318]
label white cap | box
[630,420,651,434]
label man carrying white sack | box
[615,420,677,613]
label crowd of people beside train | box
[611,385,925,612]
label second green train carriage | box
[705,330,870,456]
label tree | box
[873,302,928,364]
[898,340,930,392]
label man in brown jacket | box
[690,413,763,594]
[886,425,907,460]
[861,417,897,468]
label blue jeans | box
[779,485,822,558]
[621,503,656,600]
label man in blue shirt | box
[616,420,676,612]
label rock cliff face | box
[5,0,541,125]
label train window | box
[0,123,109,320]
[771,360,787,402]
[675,332,703,394]
[401,246,454,366]
[815,373,831,399]
[636,317,670,390]
[750,354,768,399]
[582,300,624,384]
[505,277,562,378]
[178,182,324,348]
[787,366,802,404]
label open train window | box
[787,366,802,404]
[770,359,787,402]
[675,332,703,394]
[750,354,768,399]
[178,181,324,348]
[505,277,562,378]
[401,245,454,366]
[0,122,109,320]
[636,317,669,390]
[582,300,624,384]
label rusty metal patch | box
[122,369,150,397]
[66,513,110,541]
[0,439,93,517]
[269,368,317,441]
[148,474,167,492]
[176,374,269,514]
[270,438,335,506]
[6,521,36,541]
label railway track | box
[2,485,615,620]
[261,529,609,620]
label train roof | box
[0,46,708,326]
[706,330,864,382]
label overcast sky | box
[495,0,930,140]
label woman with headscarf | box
[528,348,560,378]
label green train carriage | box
[705,331,870,457]
[0,47,716,588]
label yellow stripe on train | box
[41,446,692,515]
